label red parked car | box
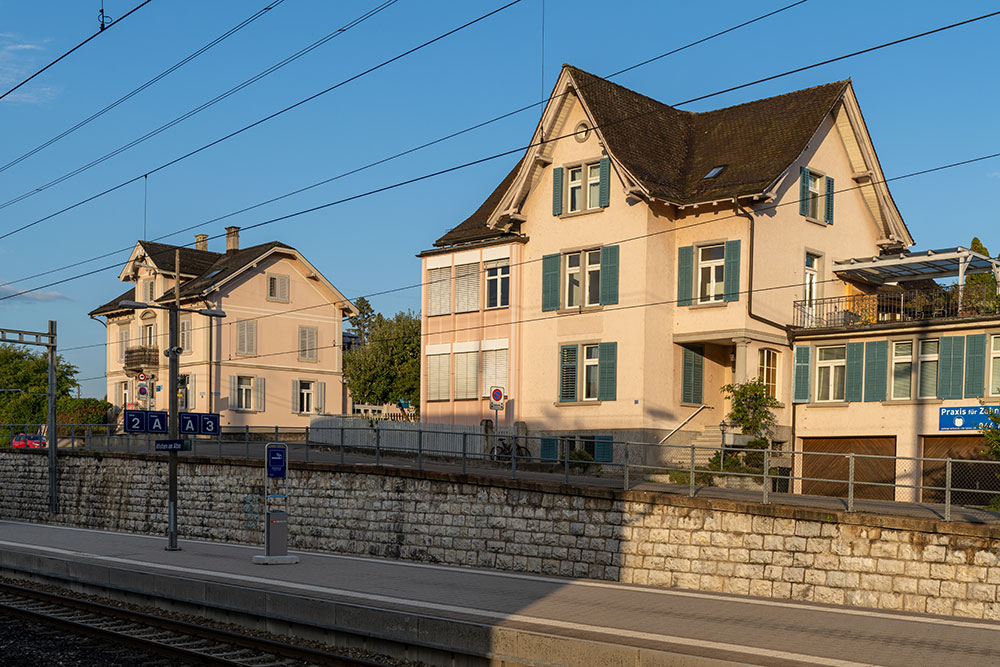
[12,433,46,449]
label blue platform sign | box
[939,406,1000,431]
[266,444,287,478]
[199,413,220,436]
[179,412,199,435]
[155,439,190,451]
[123,409,146,433]
[147,411,168,434]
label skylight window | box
[703,165,725,179]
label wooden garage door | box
[801,438,896,500]
[921,436,994,504]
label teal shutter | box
[793,345,812,403]
[598,157,611,208]
[799,167,810,216]
[594,435,613,463]
[559,345,578,402]
[600,245,619,305]
[825,176,835,224]
[682,345,703,404]
[845,342,864,403]
[863,340,888,402]
[542,253,560,311]
[677,246,693,306]
[938,336,965,400]
[965,334,987,398]
[552,167,563,216]
[541,437,558,461]
[723,239,741,302]
[598,342,617,401]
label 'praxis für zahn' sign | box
[939,406,1000,431]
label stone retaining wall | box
[1,450,998,619]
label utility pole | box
[166,249,180,551]
[47,320,57,513]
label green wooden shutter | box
[682,345,703,404]
[594,435,613,462]
[677,245,693,306]
[600,245,619,305]
[799,167,810,216]
[965,334,987,398]
[559,345,578,402]
[598,157,611,208]
[825,176,835,224]
[541,437,558,461]
[793,345,812,403]
[542,253,560,311]
[598,342,617,401]
[845,342,864,403]
[938,336,965,400]
[723,239,741,302]
[552,167,563,216]
[863,340,888,402]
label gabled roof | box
[88,285,136,317]
[138,240,221,276]
[432,160,523,248]
[159,241,293,301]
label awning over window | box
[833,247,1000,286]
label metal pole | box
[763,447,770,505]
[564,440,570,484]
[511,434,516,480]
[166,250,181,551]
[945,458,952,522]
[245,425,250,457]
[305,426,310,463]
[417,429,423,470]
[847,453,855,512]
[624,443,629,490]
[461,432,467,475]
[340,425,345,464]
[47,320,57,513]
[375,422,381,466]
[689,443,696,497]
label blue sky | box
[0,0,997,398]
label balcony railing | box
[124,346,159,372]
[792,282,1000,329]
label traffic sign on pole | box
[489,386,506,411]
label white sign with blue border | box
[266,443,287,478]
[939,406,1000,431]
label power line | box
[0,0,861,294]
[0,0,154,103]
[0,0,288,176]
[0,0,524,239]
[0,0,401,215]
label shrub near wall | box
[1,451,999,620]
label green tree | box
[966,237,998,314]
[721,377,781,439]
[347,296,376,345]
[343,311,420,408]
[968,237,995,286]
[0,344,79,425]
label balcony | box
[124,346,159,372]
[792,282,1000,330]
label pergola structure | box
[833,247,1000,286]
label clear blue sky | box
[0,0,997,398]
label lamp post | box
[719,420,729,466]
[118,251,225,552]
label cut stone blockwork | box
[2,451,999,620]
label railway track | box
[0,581,388,666]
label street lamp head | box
[719,420,728,434]
[197,308,226,318]
[117,299,150,310]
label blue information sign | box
[179,412,199,435]
[939,406,1000,431]
[155,439,191,451]
[266,444,287,478]
[199,413,220,436]
[123,409,146,433]
[147,411,168,434]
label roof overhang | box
[833,247,1000,285]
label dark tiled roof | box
[433,161,523,248]
[88,285,136,316]
[138,240,222,275]
[159,242,293,301]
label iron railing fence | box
[4,423,1000,522]
[792,282,1000,329]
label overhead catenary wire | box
[0,0,402,215]
[0,0,154,103]
[0,0,812,292]
[0,0,289,176]
[0,0,524,239]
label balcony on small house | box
[124,346,159,372]
[792,247,1000,331]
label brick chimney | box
[194,234,208,251]
[225,226,240,253]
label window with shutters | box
[698,244,726,303]
[118,326,129,361]
[816,346,847,402]
[118,380,129,408]
[557,159,608,216]
[298,326,318,362]
[682,345,704,404]
[179,316,192,354]
[565,249,601,308]
[427,267,451,316]
[892,341,913,400]
[758,349,778,399]
[800,167,834,223]
[298,380,314,413]
[266,273,290,303]
[426,354,449,401]
[236,320,257,356]
[454,263,479,313]
[485,260,509,309]
[237,376,253,410]
[918,339,939,399]
[991,336,1000,396]
[481,348,507,397]
[559,342,616,403]
[141,323,156,347]
[804,254,819,306]
[144,279,155,303]
[543,246,618,311]
[454,352,478,400]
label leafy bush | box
[568,448,595,473]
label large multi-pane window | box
[559,342,616,403]
[892,341,913,399]
[816,345,846,402]
[485,260,509,309]
[992,336,1000,396]
[567,162,601,213]
[565,250,601,308]
[758,349,778,399]
[698,244,726,303]
[918,339,939,399]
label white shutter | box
[179,318,191,353]
[187,374,196,410]
[237,321,247,354]
[229,375,237,408]
[292,380,300,413]
[255,377,266,412]
[316,381,325,413]
[298,327,318,361]
[454,352,478,399]
[118,327,128,361]
[454,263,479,313]
[279,275,289,302]
[426,354,449,401]
[247,321,257,356]
[482,348,508,396]
[427,267,451,316]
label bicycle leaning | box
[489,436,531,461]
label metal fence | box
[4,423,1000,522]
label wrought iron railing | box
[124,346,159,371]
[792,282,1000,329]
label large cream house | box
[90,227,357,426]
[418,64,916,453]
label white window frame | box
[118,326,129,361]
[991,335,1000,397]
[485,260,509,309]
[918,339,939,399]
[804,253,819,306]
[141,323,156,347]
[697,243,726,304]
[298,380,314,413]
[892,340,913,400]
[426,354,449,401]
[815,345,847,402]
[583,344,600,401]
[566,161,601,213]
[298,326,318,362]
[566,253,582,308]
[454,351,478,400]
[758,348,778,399]
[237,376,253,410]
[586,163,601,210]
[565,249,600,308]
[454,263,480,313]
[807,171,822,219]
[119,380,129,408]
[266,273,290,303]
[427,267,451,316]
[568,166,583,213]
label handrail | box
[659,404,713,445]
